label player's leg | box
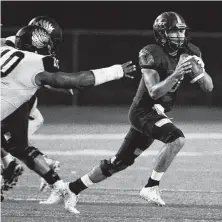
[1,133,24,190]
[11,104,79,214]
[137,114,185,205]
[28,105,60,191]
[1,164,4,202]
[67,127,154,195]
[1,147,14,168]
[5,103,78,213]
[28,96,61,192]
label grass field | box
[1,107,222,222]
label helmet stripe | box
[173,12,182,23]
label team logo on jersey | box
[33,20,55,34]
[32,28,50,48]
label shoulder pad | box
[187,43,202,57]
[42,56,59,72]
[139,44,162,69]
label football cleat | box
[140,186,166,206]
[40,180,80,214]
[63,182,80,214]
[1,159,24,191]
[39,188,62,204]
[39,156,60,192]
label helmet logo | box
[33,20,55,34]
[32,28,50,48]
[155,18,167,30]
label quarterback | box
[63,12,213,209]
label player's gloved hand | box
[173,56,192,80]
[121,61,137,79]
[192,55,205,71]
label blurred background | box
[1,1,222,109]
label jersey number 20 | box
[1,49,25,78]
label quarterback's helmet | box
[15,25,53,56]
[28,16,62,56]
[153,12,189,50]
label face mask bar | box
[164,27,189,50]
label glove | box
[189,56,205,84]
[179,54,205,84]
[192,55,205,70]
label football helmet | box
[28,16,62,56]
[153,12,189,50]
[15,25,53,56]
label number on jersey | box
[1,49,25,78]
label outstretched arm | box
[35,62,136,89]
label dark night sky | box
[2,1,222,32]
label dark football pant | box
[1,96,37,157]
[115,102,184,163]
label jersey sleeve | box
[138,44,162,71]
[139,47,155,69]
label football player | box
[0,24,136,213]
[64,12,213,208]
[1,16,65,197]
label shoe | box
[2,159,24,191]
[39,188,62,204]
[39,181,80,215]
[63,183,80,214]
[39,156,60,192]
[52,180,80,214]
[140,186,166,206]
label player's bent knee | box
[169,137,185,154]
[172,136,186,148]
[165,128,185,144]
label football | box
[179,53,205,83]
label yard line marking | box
[40,149,222,157]
[31,133,222,140]
[5,188,222,202]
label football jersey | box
[133,43,201,112]
[0,45,57,120]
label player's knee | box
[165,128,185,144]
[173,136,185,148]
[100,156,133,177]
[169,136,185,155]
